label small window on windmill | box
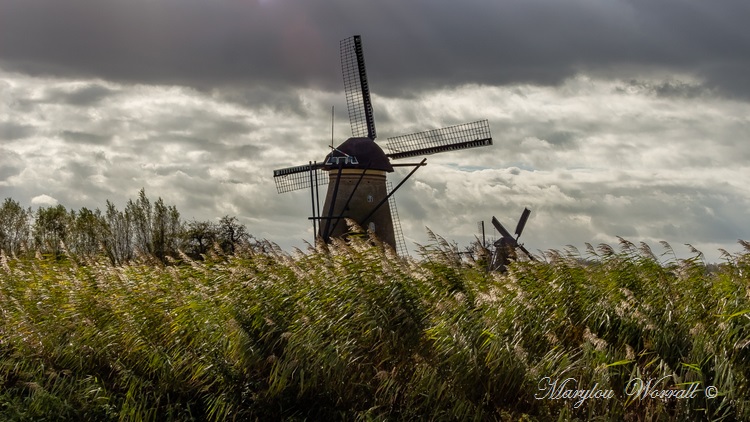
[367,194,374,203]
[368,222,376,232]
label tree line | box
[0,189,253,264]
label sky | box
[1,0,749,263]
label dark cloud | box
[1,0,748,97]
[574,182,747,245]
[0,121,36,140]
[217,86,319,118]
[47,83,118,106]
[701,62,750,99]
[149,112,256,143]
[0,148,25,181]
[529,130,580,149]
[59,130,112,145]
[616,79,713,99]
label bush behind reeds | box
[1,235,749,421]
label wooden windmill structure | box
[486,208,535,272]
[273,35,493,254]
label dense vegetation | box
[0,191,252,264]
[1,221,749,420]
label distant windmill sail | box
[491,216,515,243]
[515,208,531,238]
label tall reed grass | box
[1,234,749,420]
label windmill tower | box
[273,35,493,253]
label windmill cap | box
[324,137,394,172]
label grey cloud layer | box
[2,69,749,261]
[1,0,748,96]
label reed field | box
[1,230,749,421]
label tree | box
[122,189,183,263]
[69,207,108,257]
[152,197,182,261]
[126,188,152,257]
[0,198,30,256]
[183,219,218,258]
[217,215,251,254]
[33,204,71,257]
[104,200,133,264]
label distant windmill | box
[273,35,493,254]
[488,208,535,272]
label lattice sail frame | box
[386,120,492,160]
[273,163,328,194]
[341,35,376,139]
[386,180,409,256]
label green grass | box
[1,234,749,421]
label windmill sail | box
[491,216,515,243]
[273,163,328,194]
[386,120,492,160]
[341,35,376,139]
[515,208,531,238]
[387,180,409,256]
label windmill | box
[488,208,535,272]
[272,35,493,254]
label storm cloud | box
[1,0,749,96]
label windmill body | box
[273,35,493,254]
[320,137,396,248]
